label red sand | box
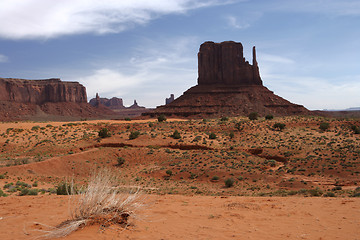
[0,195,359,240]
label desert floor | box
[0,116,359,239]
[0,194,359,240]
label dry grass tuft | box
[39,168,143,239]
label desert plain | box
[0,116,359,239]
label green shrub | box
[98,128,111,138]
[129,131,140,140]
[31,125,40,131]
[209,133,217,139]
[16,181,31,188]
[211,176,219,181]
[157,115,167,122]
[273,123,286,131]
[124,117,131,121]
[171,130,181,139]
[166,170,173,176]
[220,116,229,122]
[229,131,234,139]
[0,174,5,179]
[308,188,323,197]
[265,114,274,120]
[248,112,258,120]
[332,186,342,191]
[323,192,335,197]
[56,182,74,195]
[235,121,245,131]
[224,178,235,188]
[351,125,360,134]
[116,157,125,166]
[0,189,7,197]
[20,188,38,196]
[319,122,330,131]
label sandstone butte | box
[0,78,113,121]
[144,41,310,117]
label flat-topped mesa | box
[0,78,87,104]
[197,41,262,86]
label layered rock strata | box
[0,78,114,121]
[0,78,87,104]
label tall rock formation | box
[144,41,309,117]
[198,41,262,86]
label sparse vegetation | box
[319,122,330,132]
[273,123,286,131]
[98,128,111,138]
[171,130,181,139]
[248,112,258,120]
[129,131,140,140]
[157,115,167,122]
[116,157,125,166]
[265,114,274,120]
[224,178,234,188]
[209,133,217,139]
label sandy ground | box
[0,194,359,240]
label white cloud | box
[0,54,8,63]
[226,15,250,29]
[78,37,198,107]
[263,73,360,110]
[260,53,295,64]
[0,0,230,40]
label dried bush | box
[40,168,143,239]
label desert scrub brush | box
[39,168,143,239]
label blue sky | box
[0,0,359,110]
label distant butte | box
[145,41,309,117]
[0,78,114,121]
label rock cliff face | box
[0,78,87,104]
[198,41,262,86]
[0,78,116,121]
[144,41,309,117]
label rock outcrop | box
[165,94,175,105]
[0,78,87,104]
[144,41,309,117]
[0,78,114,121]
[129,100,145,109]
[89,94,125,110]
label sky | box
[0,0,359,110]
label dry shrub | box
[40,168,143,239]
